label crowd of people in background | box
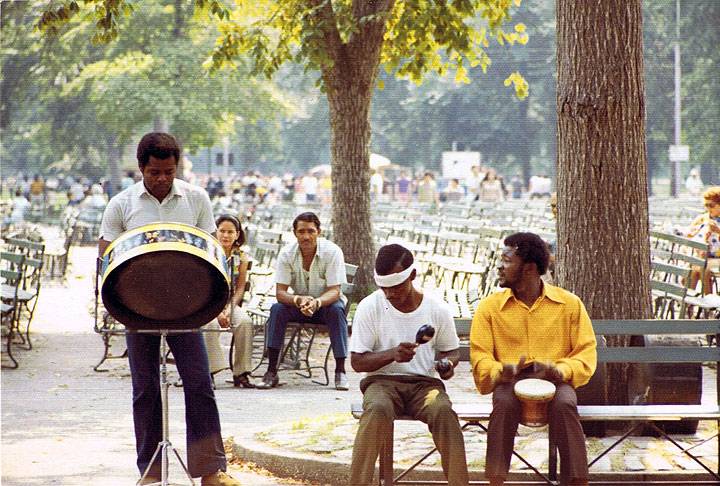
[2,163,712,230]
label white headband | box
[374,264,415,287]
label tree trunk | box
[106,134,123,198]
[320,0,395,297]
[556,0,653,405]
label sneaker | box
[256,371,279,389]
[201,470,242,486]
[335,371,349,391]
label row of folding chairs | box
[1,238,45,368]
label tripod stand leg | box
[137,331,197,486]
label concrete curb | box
[232,433,719,485]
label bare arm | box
[98,238,110,257]
[275,282,297,306]
[351,342,417,373]
[232,256,249,307]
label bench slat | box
[592,319,720,335]
[574,405,720,421]
[598,346,720,363]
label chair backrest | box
[342,263,358,299]
[650,260,693,318]
[6,236,45,256]
[1,252,25,321]
[1,251,26,272]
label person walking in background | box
[442,178,465,203]
[302,171,319,203]
[685,168,704,196]
[417,172,439,205]
[479,168,505,203]
[9,189,30,225]
[395,170,412,204]
[370,169,384,202]
[509,172,524,199]
[29,174,45,205]
[528,174,552,199]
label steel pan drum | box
[101,223,230,329]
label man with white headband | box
[349,244,468,485]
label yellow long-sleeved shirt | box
[470,283,597,395]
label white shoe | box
[335,372,349,390]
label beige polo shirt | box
[100,179,215,241]
[275,238,347,303]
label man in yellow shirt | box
[470,232,596,486]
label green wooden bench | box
[351,318,720,485]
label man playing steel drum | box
[98,132,240,486]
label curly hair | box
[702,186,720,205]
[136,132,181,169]
[504,232,550,276]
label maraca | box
[415,324,435,345]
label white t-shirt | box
[370,173,384,195]
[302,175,318,195]
[350,290,460,378]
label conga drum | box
[100,223,230,329]
[514,378,556,427]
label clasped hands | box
[293,295,321,316]
[393,342,455,380]
[498,356,563,384]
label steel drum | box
[100,223,230,329]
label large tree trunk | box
[556,0,653,405]
[319,0,394,296]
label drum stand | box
[137,329,196,486]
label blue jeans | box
[266,301,348,359]
[125,332,226,478]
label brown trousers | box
[486,382,588,485]
[350,375,469,486]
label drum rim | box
[101,242,230,286]
[513,378,557,400]
[102,222,218,256]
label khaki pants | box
[350,375,469,486]
[203,306,253,375]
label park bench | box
[351,318,720,485]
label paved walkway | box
[1,242,718,485]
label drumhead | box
[514,378,556,401]
[101,223,230,329]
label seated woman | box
[203,214,256,388]
[686,186,720,295]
